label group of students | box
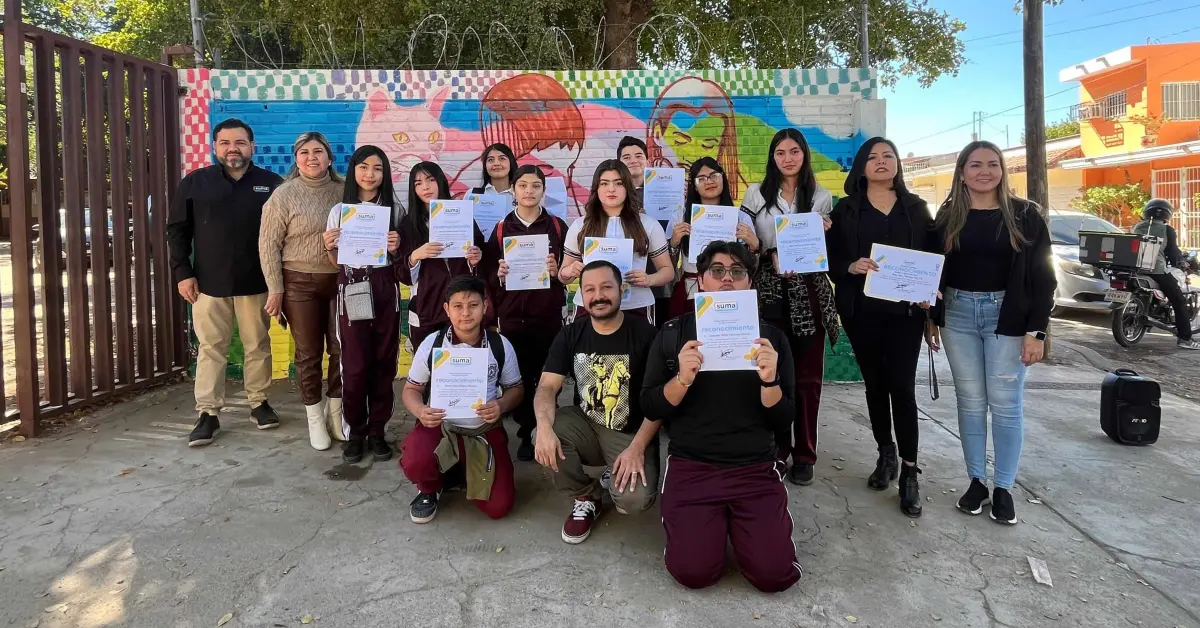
[168,117,1056,594]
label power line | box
[962,0,1175,42]
[969,2,1200,51]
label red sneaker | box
[561,497,602,544]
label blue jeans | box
[940,289,1027,489]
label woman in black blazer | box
[826,137,935,518]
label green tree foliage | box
[1020,118,1080,144]
[94,0,968,83]
[1071,182,1150,226]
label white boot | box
[327,397,348,442]
[305,400,332,451]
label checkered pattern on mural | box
[179,68,212,175]
[777,68,877,99]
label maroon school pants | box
[661,457,801,593]
[777,324,826,465]
[337,268,401,440]
[399,422,516,520]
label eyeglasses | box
[705,266,748,280]
[693,173,724,184]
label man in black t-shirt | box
[641,241,801,593]
[534,260,661,545]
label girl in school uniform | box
[666,156,756,319]
[557,160,674,322]
[395,161,486,350]
[321,145,405,463]
[742,128,839,487]
[466,143,518,203]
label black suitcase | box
[1100,368,1160,445]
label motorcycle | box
[1104,252,1200,347]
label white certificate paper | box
[544,176,569,221]
[428,200,474,258]
[466,192,510,242]
[429,347,489,424]
[336,204,390,266]
[503,234,550,291]
[583,237,634,300]
[864,244,945,303]
[688,204,739,264]
[694,290,760,371]
[642,167,685,223]
[774,214,829,274]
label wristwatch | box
[1027,331,1047,341]
[760,375,780,388]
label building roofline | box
[1059,46,1135,83]
[1059,139,1200,169]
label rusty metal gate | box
[3,0,185,436]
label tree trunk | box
[602,0,650,70]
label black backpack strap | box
[660,317,686,374]
[486,329,506,375]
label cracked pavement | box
[1,348,1198,628]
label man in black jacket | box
[167,119,284,446]
[641,240,802,593]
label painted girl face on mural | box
[514,173,545,209]
[865,142,898,185]
[296,140,332,179]
[597,170,628,212]
[694,165,725,202]
[485,150,512,183]
[963,147,1004,196]
[773,138,806,178]
[355,155,384,197]
[414,171,441,203]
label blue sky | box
[887,0,1200,157]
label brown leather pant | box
[282,270,342,405]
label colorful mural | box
[177,67,883,380]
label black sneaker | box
[788,463,814,486]
[517,437,535,462]
[188,413,220,447]
[342,439,365,463]
[368,436,393,462]
[250,401,280,430]
[410,491,440,524]
[990,487,1018,525]
[898,464,923,518]
[956,479,990,515]
[868,444,898,491]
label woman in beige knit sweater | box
[259,131,345,451]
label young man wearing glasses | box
[641,240,802,593]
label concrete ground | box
[1,347,1198,628]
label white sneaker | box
[327,397,348,441]
[305,401,332,451]
[1178,338,1200,350]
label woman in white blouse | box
[558,160,674,322]
[741,128,840,487]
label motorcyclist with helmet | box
[1132,199,1199,350]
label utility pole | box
[1023,0,1052,351]
[860,0,870,67]
[189,0,204,66]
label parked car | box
[1049,210,1124,315]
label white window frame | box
[1162,82,1200,121]
[1102,91,1127,120]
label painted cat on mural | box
[354,88,482,186]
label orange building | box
[1059,42,1200,246]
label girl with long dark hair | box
[666,156,755,318]
[558,160,673,322]
[742,128,838,486]
[826,137,935,517]
[396,161,486,349]
[928,141,1055,525]
[470,143,518,198]
[321,145,405,463]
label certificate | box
[774,214,829,274]
[503,234,550,291]
[863,244,945,303]
[336,203,390,266]
[583,237,634,300]
[688,204,739,264]
[694,289,760,371]
[544,176,569,221]
[466,192,510,242]
[642,167,685,223]
[429,347,489,424]
[428,200,474,258]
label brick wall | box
[177,67,883,380]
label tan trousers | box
[193,292,272,414]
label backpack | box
[422,327,507,403]
[658,315,692,374]
[494,211,565,251]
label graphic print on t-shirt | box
[574,353,632,431]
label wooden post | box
[1023,0,1052,353]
